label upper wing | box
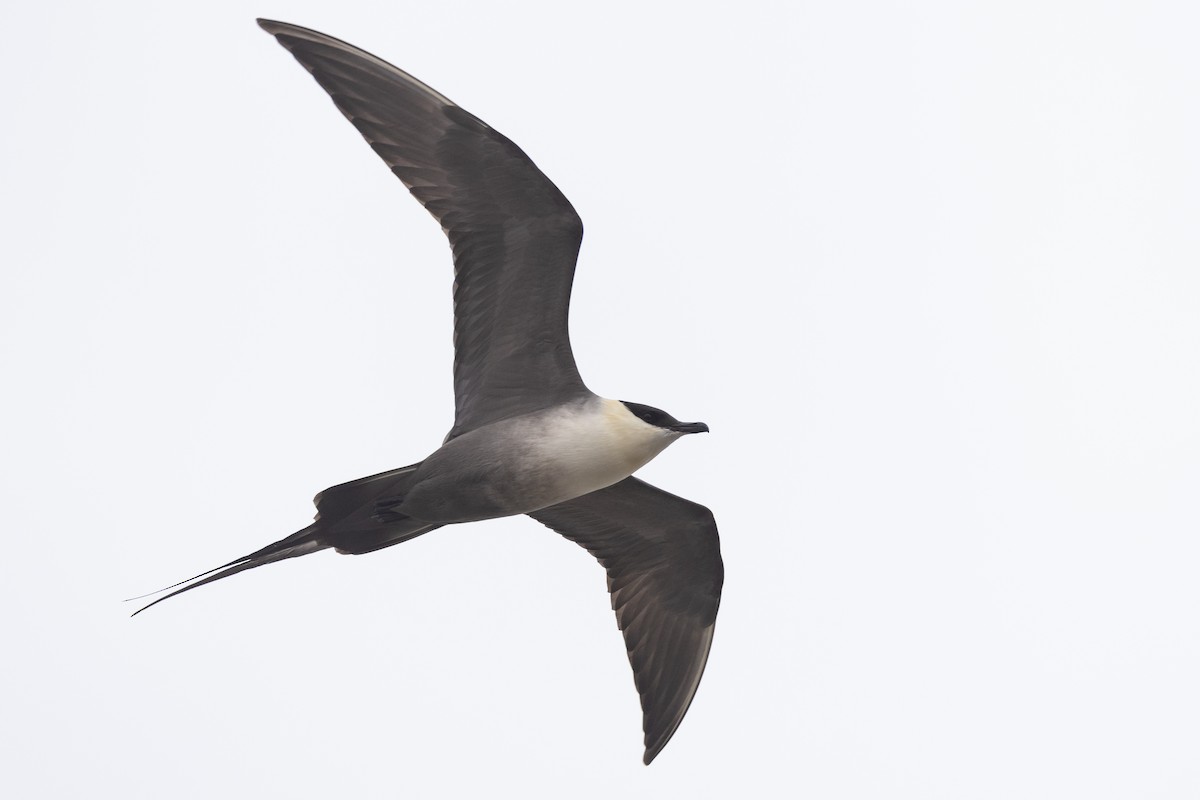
[529,477,723,764]
[258,20,591,439]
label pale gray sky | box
[3,1,1199,797]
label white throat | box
[528,397,681,505]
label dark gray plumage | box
[531,478,722,764]
[258,19,588,441]
[136,19,722,766]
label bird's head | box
[620,401,710,435]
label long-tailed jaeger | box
[137,19,723,765]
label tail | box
[130,525,328,615]
[132,462,442,615]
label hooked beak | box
[669,421,710,434]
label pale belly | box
[400,398,677,523]
[530,408,669,504]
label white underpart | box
[529,397,680,505]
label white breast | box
[529,397,679,503]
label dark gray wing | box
[258,20,590,439]
[529,478,723,764]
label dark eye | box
[641,412,654,422]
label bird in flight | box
[137,19,723,765]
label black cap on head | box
[621,401,709,434]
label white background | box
[3,1,1198,797]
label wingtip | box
[256,18,306,38]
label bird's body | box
[402,397,687,523]
[138,19,723,765]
